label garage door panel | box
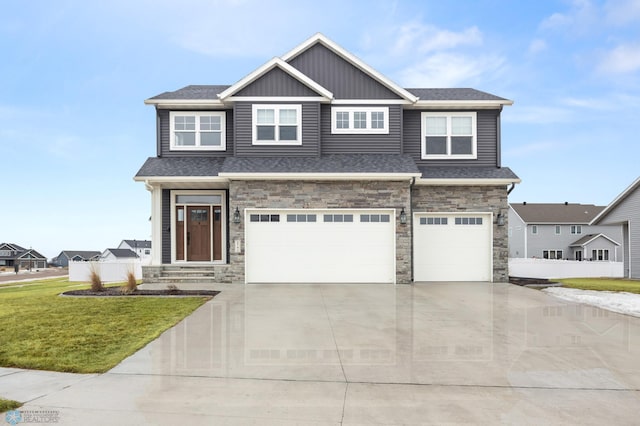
[246,210,395,283]
[414,213,491,282]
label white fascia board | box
[580,233,621,247]
[144,99,226,107]
[218,57,333,100]
[219,172,421,181]
[226,96,329,103]
[281,33,418,103]
[410,99,514,109]
[591,176,640,225]
[415,178,521,186]
[133,176,229,184]
[331,99,412,105]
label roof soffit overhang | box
[415,177,521,186]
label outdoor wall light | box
[400,208,407,225]
[233,207,241,224]
[496,212,506,226]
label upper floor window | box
[531,225,538,235]
[555,225,561,235]
[170,111,226,151]
[252,104,302,145]
[421,112,476,159]
[570,225,582,235]
[331,107,389,134]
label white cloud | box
[399,53,505,88]
[540,0,598,35]
[605,0,640,25]
[597,42,640,73]
[392,22,482,55]
[528,39,547,54]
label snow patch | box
[542,287,640,318]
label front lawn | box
[0,278,208,373]
[0,397,21,413]
[556,278,640,294]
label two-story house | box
[509,203,623,261]
[134,33,520,284]
[118,239,152,264]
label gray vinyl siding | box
[158,109,234,157]
[508,208,526,258]
[233,102,320,157]
[596,186,640,278]
[235,67,319,97]
[162,189,170,264]
[523,224,623,261]
[403,109,499,167]
[320,104,402,154]
[287,43,401,100]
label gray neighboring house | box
[118,240,152,262]
[509,203,623,261]
[134,33,521,284]
[592,176,640,279]
[52,250,101,267]
[0,243,47,269]
[100,248,139,261]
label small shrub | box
[89,263,104,292]
[166,284,180,294]
[123,270,138,294]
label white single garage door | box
[245,209,395,283]
[414,213,492,282]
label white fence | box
[69,260,143,283]
[509,258,624,279]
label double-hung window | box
[252,104,302,145]
[421,112,476,159]
[170,111,226,151]
[331,107,389,134]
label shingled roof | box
[510,203,606,224]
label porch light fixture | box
[399,208,407,225]
[233,207,241,224]
[496,212,505,226]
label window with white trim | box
[252,104,302,145]
[555,225,561,235]
[531,225,538,235]
[543,249,563,259]
[592,249,609,261]
[570,225,582,235]
[170,111,226,151]
[331,107,389,134]
[421,112,476,159]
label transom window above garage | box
[421,112,476,159]
[360,214,390,223]
[249,214,280,222]
[324,214,354,223]
[331,107,389,134]
[286,214,317,222]
[252,104,301,145]
[454,217,483,225]
[419,217,448,225]
[170,111,226,151]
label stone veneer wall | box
[228,180,412,284]
[411,185,509,282]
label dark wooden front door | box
[187,206,211,261]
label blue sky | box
[2,0,640,258]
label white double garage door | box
[245,209,492,283]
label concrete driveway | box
[3,282,640,424]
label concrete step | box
[152,276,219,285]
[161,270,215,277]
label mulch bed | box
[62,287,220,297]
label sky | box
[2,0,640,259]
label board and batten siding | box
[233,102,320,157]
[402,109,499,167]
[320,104,402,154]
[235,67,320,97]
[287,43,401,100]
[157,109,234,158]
[596,185,640,278]
[161,189,171,264]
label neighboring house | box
[118,240,152,262]
[134,33,520,284]
[52,250,101,267]
[509,203,623,261]
[0,243,47,269]
[100,248,139,262]
[592,176,640,279]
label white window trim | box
[571,225,582,235]
[169,111,226,151]
[555,225,561,235]
[421,112,477,160]
[331,107,389,134]
[252,104,302,145]
[531,225,538,235]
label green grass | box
[0,397,21,413]
[0,278,208,373]
[556,278,640,294]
